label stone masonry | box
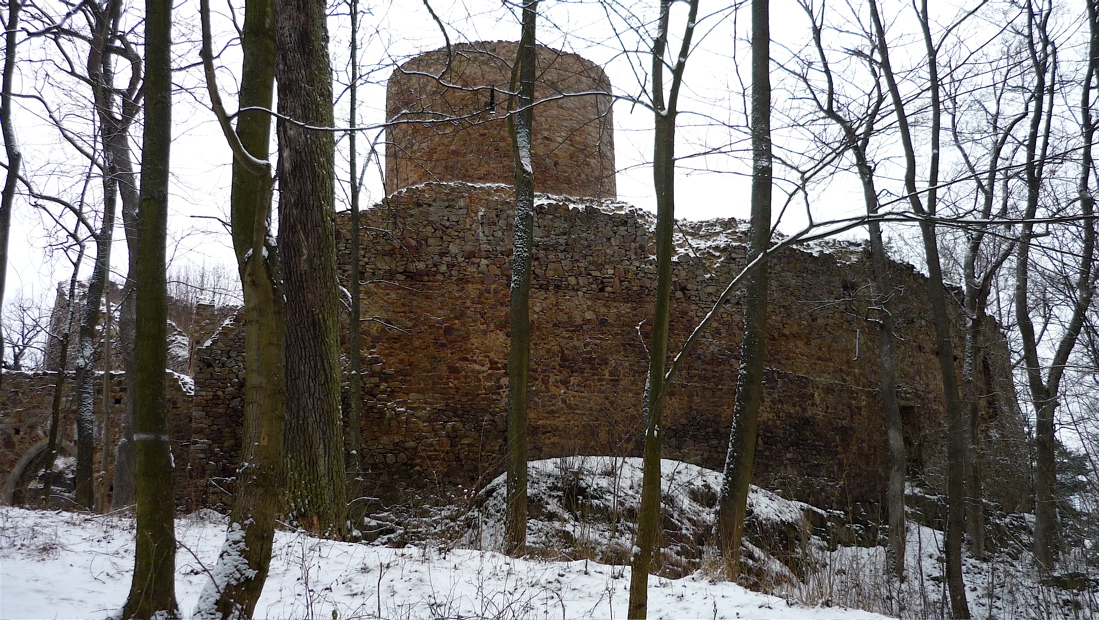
[2,43,1032,521]
[189,181,1030,517]
[386,41,616,200]
[186,41,1030,519]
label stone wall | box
[385,42,616,200]
[186,315,245,510]
[191,182,1031,516]
[0,370,193,507]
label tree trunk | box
[716,0,771,581]
[346,0,362,484]
[121,0,177,614]
[504,0,537,558]
[799,13,904,578]
[627,2,698,617]
[192,0,284,615]
[275,0,346,537]
[42,272,82,507]
[73,203,114,510]
[870,1,970,614]
[110,42,144,511]
[0,0,22,392]
[73,0,129,513]
[1021,0,1099,572]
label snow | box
[169,370,195,396]
[515,123,533,176]
[0,505,888,619]
[3,458,1092,619]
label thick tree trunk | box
[193,0,284,615]
[275,0,346,537]
[121,0,177,615]
[504,0,537,558]
[716,0,771,581]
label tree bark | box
[0,0,22,393]
[504,0,537,558]
[192,0,284,615]
[346,0,362,484]
[110,29,144,512]
[42,273,82,507]
[716,0,771,582]
[121,0,177,614]
[1017,0,1099,572]
[275,0,346,537]
[870,0,970,614]
[627,1,698,617]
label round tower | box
[385,41,616,199]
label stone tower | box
[385,41,616,199]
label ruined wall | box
[386,42,616,200]
[0,370,193,507]
[186,315,245,509]
[190,182,1030,516]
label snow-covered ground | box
[0,505,888,619]
[3,457,1095,619]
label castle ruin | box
[2,42,1031,521]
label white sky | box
[3,0,833,310]
[0,0,1030,314]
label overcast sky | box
[4,0,959,312]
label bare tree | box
[715,0,772,581]
[121,0,177,613]
[627,0,699,617]
[1015,0,1099,572]
[0,0,23,392]
[504,0,538,558]
[193,0,285,613]
[942,25,1028,558]
[791,0,907,578]
[869,0,986,615]
[2,292,48,371]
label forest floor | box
[0,457,1095,619]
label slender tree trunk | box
[0,0,22,392]
[112,219,138,509]
[121,0,177,614]
[73,0,128,512]
[1023,0,1098,572]
[193,0,284,615]
[275,0,347,537]
[859,157,905,579]
[801,11,904,577]
[346,0,362,483]
[108,27,144,512]
[716,0,771,581]
[870,1,970,614]
[73,198,114,510]
[42,270,83,506]
[504,0,537,558]
[99,287,112,511]
[627,2,698,617]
